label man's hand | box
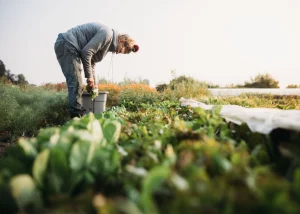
[87,78,95,88]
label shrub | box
[0,76,11,84]
[97,83,122,107]
[169,75,207,90]
[286,84,300,88]
[160,76,210,100]
[97,84,159,109]
[155,83,168,92]
[0,84,70,140]
[119,84,159,109]
[41,82,67,92]
[118,77,150,86]
[243,73,280,88]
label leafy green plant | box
[1,88,300,213]
[160,76,210,100]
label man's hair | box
[118,34,135,50]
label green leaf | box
[0,157,27,181]
[86,139,101,166]
[36,127,60,146]
[87,119,103,142]
[89,145,120,176]
[56,132,76,153]
[0,184,18,214]
[141,166,171,214]
[18,138,37,158]
[293,168,300,200]
[47,147,71,194]
[69,141,90,171]
[9,174,42,210]
[68,172,85,196]
[103,120,121,143]
[32,149,50,187]
[212,105,222,115]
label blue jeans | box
[54,34,85,117]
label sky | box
[0,0,300,88]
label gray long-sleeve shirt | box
[61,22,118,78]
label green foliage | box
[0,113,122,212]
[141,166,171,214]
[97,76,111,84]
[206,82,220,88]
[169,75,207,90]
[203,94,300,110]
[118,76,150,86]
[155,83,168,92]
[0,60,28,85]
[1,82,300,213]
[97,76,150,86]
[157,75,211,100]
[243,73,280,88]
[286,84,300,88]
[0,75,11,84]
[0,60,5,77]
[0,83,70,140]
[9,175,43,210]
[119,88,159,110]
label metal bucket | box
[82,91,109,114]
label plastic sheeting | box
[179,98,300,135]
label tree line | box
[224,73,300,88]
[156,73,300,92]
[0,60,28,85]
[1,59,299,89]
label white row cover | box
[180,98,300,135]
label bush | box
[119,84,159,110]
[160,76,210,100]
[169,76,207,90]
[155,83,168,92]
[97,84,159,109]
[40,82,67,92]
[286,84,300,88]
[97,84,122,107]
[0,76,11,84]
[243,73,280,88]
[0,84,70,140]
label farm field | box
[1,81,300,214]
[209,88,300,97]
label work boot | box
[70,108,86,118]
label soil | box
[0,131,11,158]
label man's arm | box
[92,62,97,87]
[80,28,113,79]
[86,62,96,88]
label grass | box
[2,80,300,143]
[202,94,300,109]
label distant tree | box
[169,75,207,90]
[207,83,220,88]
[224,83,244,88]
[156,83,168,92]
[118,77,150,86]
[16,74,28,85]
[286,84,300,88]
[243,73,279,88]
[0,60,6,77]
[139,78,150,85]
[0,59,29,85]
[5,69,16,83]
[97,76,110,84]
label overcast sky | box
[0,0,300,88]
